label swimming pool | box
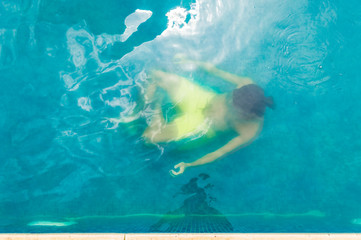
[1,0,361,233]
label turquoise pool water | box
[1,0,361,233]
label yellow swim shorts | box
[168,77,216,141]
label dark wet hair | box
[232,84,274,118]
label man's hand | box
[173,54,203,71]
[174,55,217,72]
[173,54,190,64]
[169,162,190,176]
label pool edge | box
[1,234,361,239]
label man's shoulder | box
[234,118,263,137]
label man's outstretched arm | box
[198,62,254,88]
[170,121,261,176]
[175,56,253,88]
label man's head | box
[232,84,274,119]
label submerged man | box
[142,61,274,176]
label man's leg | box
[141,70,190,143]
[142,112,178,143]
[150,70,189,105]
